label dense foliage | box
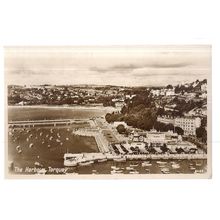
[105,90,159,130]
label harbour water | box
[65,159,207,175]
[8,105,116,121]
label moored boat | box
[130,163,139,167]
[111,170,123,174]
[126,167,134,171]
[142,161,152,167]
[161,168,170,174]
[78,161,94,166]
[171,163,180,169]
[196,162,202,166]
[113,157,126,162]
[97,158,108,163]
[156,161,167,165]
[111,166,120,170]
[64,160,78,167]
[129,170,139,174]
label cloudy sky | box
[5,45,211,87]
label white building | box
[115,101,125,109]
[174,117,201,135]
[128,129,183,151]
[150,89,160,96]
[165,89,175,96]
[146,131,166,144]
[157,116,201,135]
[125,94,136,99]
[130,142,146,150]
[145,129,180,145]
[157,116,174,124]
[164,104,177,112]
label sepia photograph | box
[5,45,211,178]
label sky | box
[5,45,211,87]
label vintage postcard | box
[5,45,211,178]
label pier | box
[8,119,92,127]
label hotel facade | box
[157,116,201,135]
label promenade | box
[64,152,207,166]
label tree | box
[156,107,165,116]
[161,143,168,153]
[201,117,207,127]
[196,127,207,143]
[166,84,173,89]
[77,97,84,104]
[165,123,174,131]
[116,124,126,134]
[121,106,127,114]
[105,113,122,123]
[175,127,184,135]
[105,113,113,123]
[105,89,157,130]
[154,121,171,132]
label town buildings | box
[150,88,175,97]
[184,105,207,117]
[201,83,207,92]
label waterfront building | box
[146,129,166,144]
[165,130,180,142]
[174,117,201,135]
[130,142,146,150]
[157,115,201,136]
[130,129,179,145]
